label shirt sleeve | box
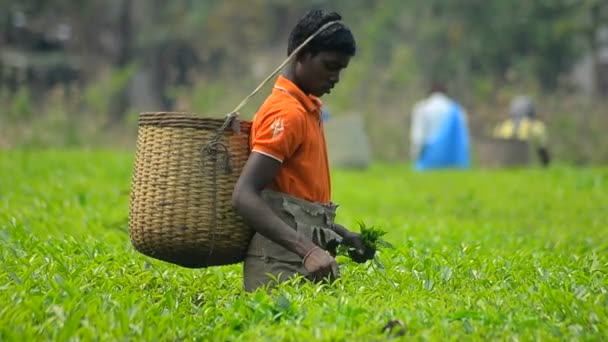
[251,106,306,163]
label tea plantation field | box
[1,150,606,341]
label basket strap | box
[201,19,342,168]
[221,20,342,131]
[204,19,341,151]
[200,19,343,177]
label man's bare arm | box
[231,152,317,258]
[232,152,338,279]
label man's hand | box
[302,247,339,282]
[340,229,376,263]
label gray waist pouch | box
[246,190,343,263]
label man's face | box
[296,51,351,97]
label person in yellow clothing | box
[493,96,551,166]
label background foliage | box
[0,0,607,163]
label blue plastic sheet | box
[415,102,470,171]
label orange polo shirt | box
[250,75,331,204]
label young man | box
[232,10,374,292]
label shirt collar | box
[274,75,322,113]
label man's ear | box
[295,50,312,63]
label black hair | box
[287,9,356,58]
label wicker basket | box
[128,21,342,268]
[473,135,531,168]
[128,112,254,268]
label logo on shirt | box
[271,118,284,137]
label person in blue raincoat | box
[409,82,470,170]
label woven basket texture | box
[128,112,254,268]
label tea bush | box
[1,151,606,340]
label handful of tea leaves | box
[337,221,394,265]
[358,221,393,250]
